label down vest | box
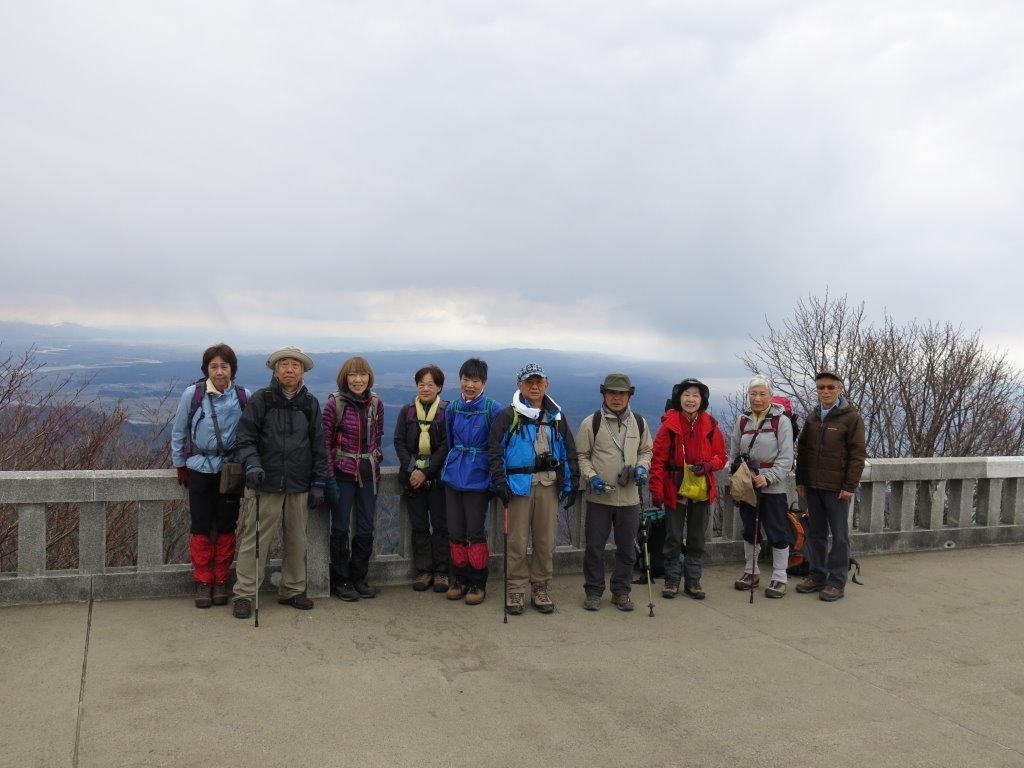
[795,398,866,493]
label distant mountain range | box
[2,321,747,465]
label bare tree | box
[741,294,1024,458]
[0,346,179,571]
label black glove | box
[729,456,745,475]
[691,461,714,476]
[494,483,511,505]
[562,490,579,510]
[308,486,325,509]
[245,467,265,491]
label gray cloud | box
[0,1,1019,361]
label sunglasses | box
[816,384,839,391]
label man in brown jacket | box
[794,371,866,602]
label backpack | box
[760,501,863,583]
[328,391,381,450]
[183,378,249,459]
[446,395,497,448]
[785,502,810,575]
[590,410,646,440]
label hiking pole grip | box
[503,506,509,625]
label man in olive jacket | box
[795,371,866,602]
[575,373,652,612]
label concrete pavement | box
[3,545,1023,768]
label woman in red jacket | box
[650,378,727,600]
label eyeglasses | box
[816,384,839,391]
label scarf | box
[512,390,562,422]
[414,397,440,468]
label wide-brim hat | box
[266,346,314,372]
[600,373,635,394]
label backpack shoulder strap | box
[591,411,602,438]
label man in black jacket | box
[231,346,328,618]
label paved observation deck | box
[3,460,1024,767]
[3,545,1023,768]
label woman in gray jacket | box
[731,376,794,598]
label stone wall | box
[2,458,1023,605]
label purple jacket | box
[322,390,384,483]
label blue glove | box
[634,466,649,487]
[590,476,609,494]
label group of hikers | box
[170,343,866,620]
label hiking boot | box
[194,582,213,609]
[464,586,486,605]
[765,580,787,599]
[532,583,554,614]
[334,582,359,602]
[611,593,635,612]
[684,582,706,600]
[583,594,602,611]
[662,581,679,599]
[232,598,252,619]
[819,584,845,602]
[507,592,525,615]
[278,594,314,610]
[433,574,450,593]
[354,581,377,599]
[795,577,826,594]
[734,573,760,591]
[413,572,433,591]
[212,582,230,606]
[446,580,468,600]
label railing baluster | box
[17,503,46,577]
[858,482,885,533]
[975,479,1003,527]
[920,480,946,530]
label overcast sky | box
[1,1,1020,365]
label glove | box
[634,466,649,487]
[691,461,713,476]
[562,490,579,510]
[176,467,189,487]
[245,467,265,491]
[325,476,341,507]
[730,456,745,475]
[494,483,511,505]
[590,476,609,494]
[308,486,325,509]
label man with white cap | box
[231,346,328,618]
[488,363,579,615]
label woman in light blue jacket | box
[171,343,250,609]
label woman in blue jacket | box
[170,343,250,609]
[440,358,502,605]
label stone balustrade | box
[2,457,1023,605]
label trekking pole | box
[640,508,657,617]
[503,506,509,625]
[254,492,261,628]
[749,496,760,606]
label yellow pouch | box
[678,464,709,501]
